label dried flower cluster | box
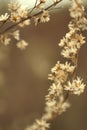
[0,0,61,50]
[0,1,30,49]
[0,0,86,130]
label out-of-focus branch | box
[0,0,62,35]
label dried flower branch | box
[0,0,86,130]
[0,0,62,49]
[25,0,87,130]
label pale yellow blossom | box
[40,10,50,23]
[12,30,20,40]
[16,40,28,50]
[64,77,85,95]
[0,35,11,45]
[8,2,20,11]
[0,13,9,22]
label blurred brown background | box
[0,1,87,130]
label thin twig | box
[29,0,38,14]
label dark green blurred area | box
[0,1,87,130]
